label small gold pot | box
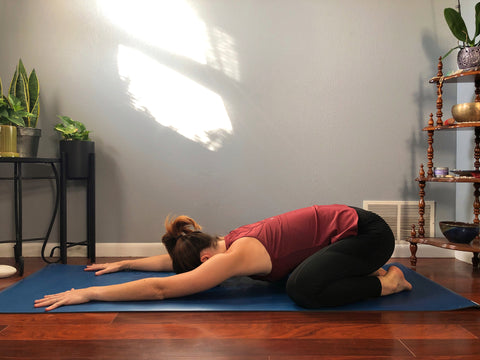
[452,102,480,123]
[0,125,19,157]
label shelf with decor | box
[408,58,480,269]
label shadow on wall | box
[400,26,458,232]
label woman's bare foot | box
[378,265,412,296]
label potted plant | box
[54,115,94,179]
[443,2,480,69]
[9,59,40,157]
[0,77,35,157]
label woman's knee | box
[286,275,326,308]
[286,278,312,308]
[286,279,340,308]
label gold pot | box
[452,102,480,123]
[0,125,19,157]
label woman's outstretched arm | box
[34,277,168,311]
[85,254,173,275]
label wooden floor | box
[1,257,480,359]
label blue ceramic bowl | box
[439,221,479,244]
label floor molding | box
[392,242,452,258]
[0,242,167,259]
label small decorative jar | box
[457,46,480,69]
[434,167,449,177]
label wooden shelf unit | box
[408,59,480,268]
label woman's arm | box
[34,237,271,311]
[85,254,173,275]
[34,277,169,311]
[34,256,232,311]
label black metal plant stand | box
[0,158,60,275]
[59,152,96,264]
[0,154,95,275]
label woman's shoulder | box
[225,237,272,276]
[225,222,264,247]
[227,236,262,250]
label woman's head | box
[162,215,217,273]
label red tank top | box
[224,205,358,281]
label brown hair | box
[161,215,217,273]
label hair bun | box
[166,215,202,236]
[162,215,202,247]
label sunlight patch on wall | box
[98,0,208,64]
[97,0,240,81]
[118,45,233,151]
[206,27,240,81]
[98,0,239,151]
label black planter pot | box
[17,127,41,158]
[60,140,95,179]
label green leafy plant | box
[0,77,35,127]
[8,59,40,127]
[443,2,480,59]
[54,115,91,140]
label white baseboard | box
[392,242,453,258]
[394,243,476,264]
[1,242,454,259]
[0,242,168,258]
[454,250,477,264]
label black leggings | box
[285,207,395,308]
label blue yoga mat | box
[0,263,477,313]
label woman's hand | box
[34,288,93,311]
[85,262,126,275]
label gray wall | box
[457,0,477,223]
[0,0,458,253]
[456,0,478,262]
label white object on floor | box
[0,265,17,278]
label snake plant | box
[8,59,40,127]
[0,79,34,127]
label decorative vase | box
[17,127,41,158]
[60,140,95,179]
[457,46,480,69]
[0,125,19,157]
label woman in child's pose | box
[35,204,412,311]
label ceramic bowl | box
[439,221,479,244]
[451,102,480,123]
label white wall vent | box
[362,201,435,243]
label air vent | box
[363,201,435,242]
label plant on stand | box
[0,77,35,157]
[9,59,41,157]
[54,116,91,140]
[54,115,94,179]
[443,2,480,69]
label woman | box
[34,204,412,311]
